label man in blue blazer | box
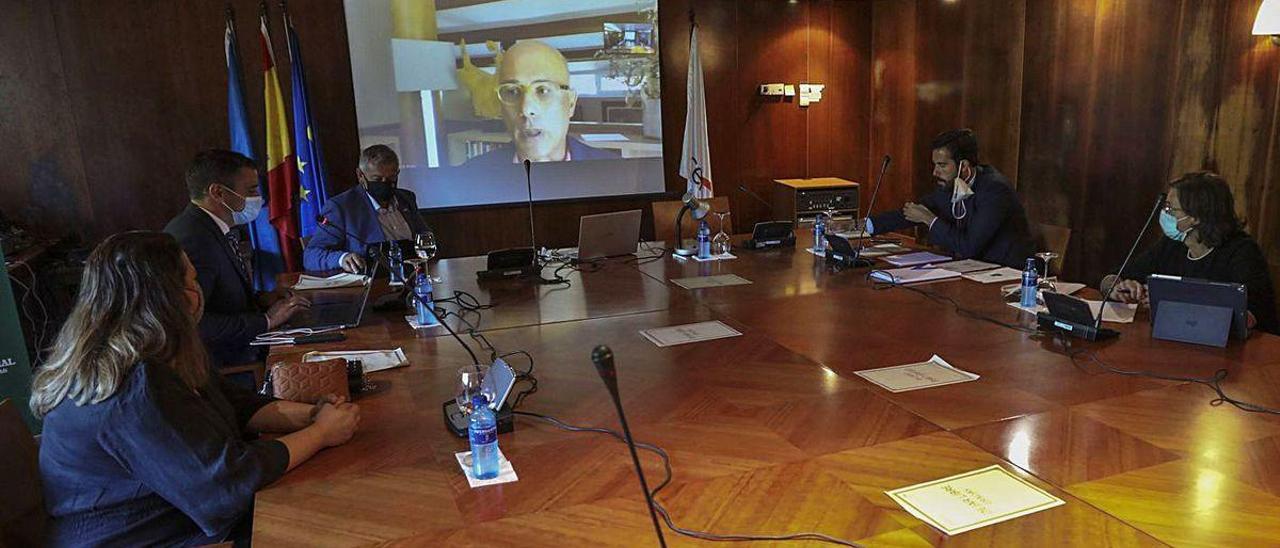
[867,129,1034,268]
[305,145,431,272]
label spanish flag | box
[260,6,301,271]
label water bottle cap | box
[470,394,487,407]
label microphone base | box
[443,399,514,438]
[1036,312,1120,341]
[478,247,539,281]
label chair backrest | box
[0,399,46,546]
[651,196,732,248]
[1029,223,1071,274]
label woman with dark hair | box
[1104,171,1278,334]
[31,231,361,546]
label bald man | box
[466,40,618,165]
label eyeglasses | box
[496,82,572,106]
[1161,203,1184,214]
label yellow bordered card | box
[885,465,1065,535]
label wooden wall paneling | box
[1069,1,1182,284]
[959,0,1026,183]
[0,0,91,237]
[736,0,811,224]
[808,0,873,196]
[1015,0,1106,282]
[869,0,918,219]
[911,0,966,201]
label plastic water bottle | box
[1020,257,1039,308]
[413,271,439,327]
[468,395,500,480]
[813,213,827,253]
[388,242,405,285]
[696,221,711,259]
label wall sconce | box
[1253,0,1280,45]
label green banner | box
[0,248,39,433]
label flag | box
[260,6,301,271]
[284,9,329,240]
[226,8,283,291]
[679,26,713,199]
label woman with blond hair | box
[32,231,360,546]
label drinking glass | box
[414,232,441,282]
[711,211,731,256]
[455,364,490,415]
[1036,251,1060,291]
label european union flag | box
[225,8,283,291]
[285,12,329,240]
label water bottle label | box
[470,425,497,445]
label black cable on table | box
[874,279,1280,415]
[513,410,864,547]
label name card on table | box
[640,321,742,347]
[671,274,753,290]
[886,465,1065,535]
[854,355,979,393]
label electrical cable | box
[875,280,1280,415]
[513,410,864,547]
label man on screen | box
[467,40,618,165]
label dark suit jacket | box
[304,186,430,271]
[164,204,267,366]
[463,135,620,167]
[869,165,1034,268]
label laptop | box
[1147,274,1248,346]
[576,209,642,261]
[286,261,378,330]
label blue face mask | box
[1159,210,1189,242]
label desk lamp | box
[672,191,712,256]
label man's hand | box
[339,253,366,274]
[265,293,311,329]
[903,202,937,226]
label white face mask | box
[951,161,974,219]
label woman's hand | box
[312,402,361,447]
[1111,279,1148,305]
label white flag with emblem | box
[678,27,713,199]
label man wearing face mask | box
[164,149,311,367]
[866,128,1033,268]
[1103,171,1277,334]
[304,145,431,273]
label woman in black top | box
[1104,171,1278,334]
[31,232,362,546]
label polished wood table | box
[255,234,1280,546]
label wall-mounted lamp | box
[1253,0,1280,45]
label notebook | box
[870,266,963,285]
[883,251,952,267]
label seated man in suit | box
[304,145,431,273]
[866,128,1034,268]
[165,149,309,367]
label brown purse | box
[264,359,350,403]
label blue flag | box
[226,10,283,290]
[285,13,329,240]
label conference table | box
[254,233,1280,547]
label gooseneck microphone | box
[737,185,774,217]
[524,159,538,266]
[317,215,382,268]
[843,154,891,266]
[1095,192,1166,331]
[590,345,666,547]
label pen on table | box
[911,263,935,270]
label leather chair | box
[1029,223,1071,275]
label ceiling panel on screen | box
[436,0,642,34]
